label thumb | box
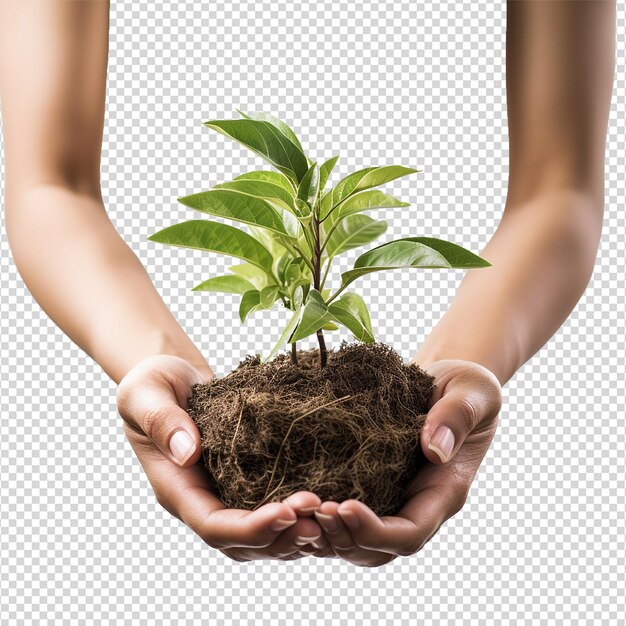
[420,392,477,464]
[419,361,502,464]
[117,355,210,468]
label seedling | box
[148,111,490,368]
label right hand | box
[116,354,329,561]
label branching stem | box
[311,210,327,368]
[326,282,348,305]
[319,258,332,292]
[319,217,342,255]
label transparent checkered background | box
[1,1,625,624]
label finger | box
[117,360,209,467]
[237,516,325,560]
[393,483,464,552]
[311,545,338,559]
[128,436,300,550]
[281,491,322,517]
[184,495,303,551]
[420,365,501,464]
[333,489,451,557]
[315,502,394,567]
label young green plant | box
[148,111,491,368]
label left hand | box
[310,359,503,567]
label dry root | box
[187,342,435,517]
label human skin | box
[313,0,616,566]
[0,1,615,565]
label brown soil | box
[186,342,436,517]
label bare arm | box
[318,1,618,567]
[413,0,616,385]
[0,0,211,384]
[0,0,325,561]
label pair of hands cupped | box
[116,353,502,567]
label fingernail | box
[428,425,455,462]
[294,534,321,546]
[298,506,320,514]
[271,518,297,532]
[338,508,360,530]
[314,512,339,534]
[169,430,196,465]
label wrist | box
[96,327,212,384]
[154,330,214,380]
[411,339,513,386]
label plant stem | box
[316,329,327,367]
[300,224,316,257]
[290,342,298,365]
[326,282,348,305]
[319,258,331,291]
[319,218,342,255]
[319,197,346,224]
[292,244,316,275]
[312,210,328,368]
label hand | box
[311,359,502,567]
[116,354,328,562]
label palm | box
[311,359,502,567]
[117,355,327,562]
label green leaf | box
[294,198,312,219]
[321,321,339,331]
[297,162,321,209]
[399,237,491,267]
[237,110,305,154]
[319,156,339,193]
[177,189,293,236]
[295,228,313,258]
[327,189,410,225]
[320,165,419,219]
[148,220,274,273]
[328,292,374,343]
[284,257,303,283]
[339,237,490,289]
[247,224,287,256]
[213,180,296,213]
[265,308,302,362]
[260,285,282,308]
[203,119,309,184]
[288,275,311,298]
[234,170,294,194]
[273,249,297,284]
[191,275,255,294]
[229,263,271,290]
[325,214,387,260]
[239,290,262,323]
[290,289,333,343]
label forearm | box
[415,1,615,385]
[5,184,212,384]
[413,189,603,385]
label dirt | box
[186,341,436,517]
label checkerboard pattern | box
[1,1,625,624]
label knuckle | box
[423,522,446,549]
[397,540,422,558]
[220,548,248,562]
[152,487,175,517]
[449,478,471,515]
[362,555,395,568]
[115,384,133,421]
[141,405,167,442]
[196,525,229,551]
[456,396,479,433]
[200,532,228,550]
